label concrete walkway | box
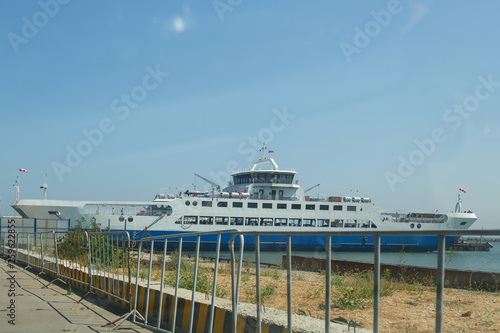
[0,258,152,333]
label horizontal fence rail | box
[229,229,500,333]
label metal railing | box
[229,229,500,333]
[38,231,62,286]
[0,231,6,256]
[17,232,47,274]
[84,231,132,305]
[1,230,132,306]
[54,231,90,289]
[3,228,500,332]
[114,230,239,333]
[15,232,31,268]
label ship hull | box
[10,194,475,253]
[112,229,460,252]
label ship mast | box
[455,188,466,213]
[13,176,19,202]
[41,173,48,200]
[260,142,268,160]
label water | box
[195,242,500,273]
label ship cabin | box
[223,154,305,201]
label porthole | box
[417,223,421,229]
[185,200,191,206]
[410,223,415,229]
[128,216,134,223]
[119,216,125,222]
[193,201,198,206]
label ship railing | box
[229,229,500,333]
[382,213,449,224]
[250,195,299,201]
[232,167,296,174]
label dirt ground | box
[214,266,500,332]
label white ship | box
[11,144,477,252]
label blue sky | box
[1,1,499,228]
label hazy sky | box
[1,1,499,228]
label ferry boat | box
[11,144,477,252]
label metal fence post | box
[325,235,331,332]
[286,235,292,332]
[256,235,262,333]
[436,235,446,333]
[373,235,381,333]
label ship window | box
[320,205,329,211]
[319,219,330,227]
[217,202,228,207]
[303,219,316,227]
[460,221,467,225]
[291,204,301,210]
[263,203,272,209]
[233,202,243,208]
[277,203,287,209]
[347,206,356,212]
[199,216,213,225]
[245,218,258,226]
[215,217,228,225]
[185,200,190,206]
[260,218,273,226]
[333,205,343,211]
[248,202,258,208]
[184,216,198,224]
[305,204,315,210]
[232,217,244,225]
[275,218,287,226]
[202,201,212,207]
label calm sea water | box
[194,242,500,273]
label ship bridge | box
[224,143,303,200]
[231,168,296,185]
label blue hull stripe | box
[113,229,458,252]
